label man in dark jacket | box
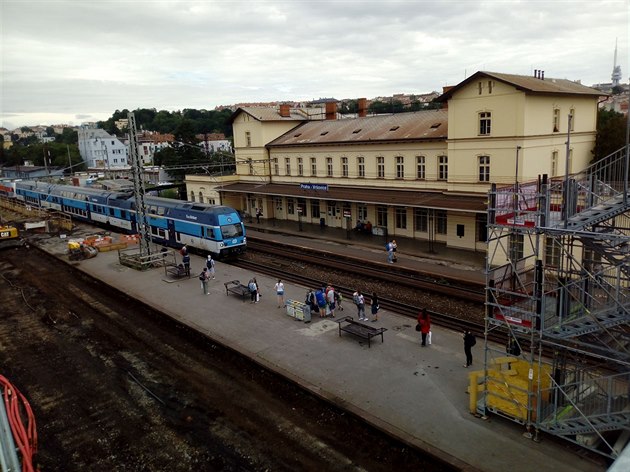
[463,330,476,367]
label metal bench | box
[335,316,387,348]
[224,280,251,300]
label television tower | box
[611,38,622,87]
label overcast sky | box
[1,0,628,129]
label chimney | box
[325,102,337,120]
[534,69,538,78]
[279,104,291,117]
[358,98,367,117]
[541,70,544,80]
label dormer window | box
[352,129,362,134]
[320,131,329,136]
[430,123,441,129]
[389,126,400,131]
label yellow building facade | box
[186,71,603,253]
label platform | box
[33,229,606,472]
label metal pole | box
[43,145,50,180]
[624,77,629,205]
[67,145,72,173]
[563,114,572,228]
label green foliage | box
[55,128,78,145]
[611,85,625,95]
[593,109,628,161]
[96,107,233,137]
[2,142,84,172]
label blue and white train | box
[8,180,246,258]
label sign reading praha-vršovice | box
[300,183,328,191]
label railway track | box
[246,237,486,303]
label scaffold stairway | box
[540,411,630,436]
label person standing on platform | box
[326,285,336,318]
[248,278,258,303]
[370,292,380,322]
[315,287,327,317]
[353,290,366,321]
[274,279,285,308]
[391,239,398,262]
[199,267,210,295]
[334,291,343,311]
[182,252,191,277]
[255,208,262,224]
[206,255,216,280]
[386,240,394,263]
[417,308,431,346]
[463,330,476,367]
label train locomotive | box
[11,180,246,258]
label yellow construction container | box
[477,358,552,421]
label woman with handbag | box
[370,292,380,322]
[417,309,431,346]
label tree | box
[593,109,628,162]
[611,85,625,95]
[55,128,78,145]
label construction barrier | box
[120,234,140,244]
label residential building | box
[77,124,129,169]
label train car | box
[142,196,246,257]
[0,181,16,198]
[12,180,246,258]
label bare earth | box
[0,239,455,471]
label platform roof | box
[218,182,486,213]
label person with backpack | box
[386,240,394,263]
[182,252,191,277]
[199,267,210,295]
[206,255,216,280]
[353,290,366,321]
[305,289,318,315]
[463,330,476,367]
[248,278,258,303]
[315,288,327,317]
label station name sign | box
[300,183,328,191]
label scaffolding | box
[481,145,630,460]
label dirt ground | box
[0,234,456,471]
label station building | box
[186,71,603,254]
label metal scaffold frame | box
[480,145,630,460]
[128,112,152,257]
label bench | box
[165,264,189,279]
[335,316,387,348]
[224,280,251,300]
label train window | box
[221,224,244,238]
